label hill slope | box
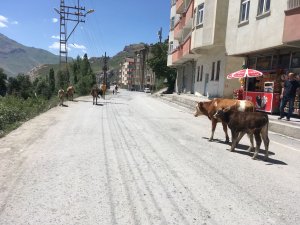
[0,33,60,76]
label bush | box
[0,96,58,134]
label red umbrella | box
[227,68,263,79]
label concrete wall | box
[226,0,287,55]
[194,49,244,98]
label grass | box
[0,95,59,138]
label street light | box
[85,9,95,16]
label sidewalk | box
[153,92,300,140]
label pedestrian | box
[278,72,300,121]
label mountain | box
[0,33,60,76]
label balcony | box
[182,36,193,59]
[283,5,300,46]
[183,0,194,29]
[288,0,300,9]
[174,17,185,40]
[172,47,183,64]
[176,0,184,14]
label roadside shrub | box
[0,96,58,135]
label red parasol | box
[227,68,264,99]
[227,68,263,79]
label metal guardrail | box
[288,0,300,9]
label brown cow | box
[214,104,269,160]
[194,98,254,143]
[90,86,100,105]
[58,89,65,106]
[66,86,75,101]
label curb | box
[155,94,300,140]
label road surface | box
[0,90,300,225]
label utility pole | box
[55,0,94,68]
[103,52,108,85]
[157,27,162,43]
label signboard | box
[245,92,280,113]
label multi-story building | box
[120,57,134,89]
[169,0,300,98]
[227,0,300,75]
[168,0,243,98]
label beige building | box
[168,0,243,98]
[226,0,300,76]
[120,58,134,89]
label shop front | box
[233,51,300,115]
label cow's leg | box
[261,125,270,160]
[252,131,262,160]
[209,119,217,141]
[230,130,239,152]
[235,131,246,147]
[96,95,98,105]
[247,133,255,152]
[221,121,229,143]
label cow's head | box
[213,104,235,119]
[194,101,204,117]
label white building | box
[168,0,243,98]
[120,58,134,88]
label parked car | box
[144,88,150,93]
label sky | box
[0,0,171,58]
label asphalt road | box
[0,90,300,225]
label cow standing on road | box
[58,89,65,106]
[194,98,254,143]
[214,104,270,160]
[66,86,75,101]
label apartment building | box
[168,0,243,98]
[120,57,134,89]
[226,0,300,75]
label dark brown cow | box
[90,87,99,105]
[194,98,254,143]
[58,89,64,106]
[214,104,269,160]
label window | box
[200,65,203,81]
[169,41,174,53]
[257,0,270,15]
[211,62,215,80]
[197,66,200,81]
[291,52,300,68]
[195,4,204,27]
[215,60,221,81]
[240,0,250,23]
[170,17,175,30]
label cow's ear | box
[199,102,203,107]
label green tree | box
[147,41,177,93]
[7,74,33,99]
[49,68,55,93]
[56,69,69,89]
[0,68,7,96]
[35,79,51,100]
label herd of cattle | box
[57,85,106,106]
[194,98,269,161]
[56,88,270,160]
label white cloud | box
[49,41,60,49]
[0,15,8,28]
[49,41,71,51]
[52,18,58,23]
[70,43,86,50]
[51,35,60,39]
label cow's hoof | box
[208,139,213,142]
[225,140,229,144]
[252,156,257,160]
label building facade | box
[168,0,244,98]
[120,57,134,89]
